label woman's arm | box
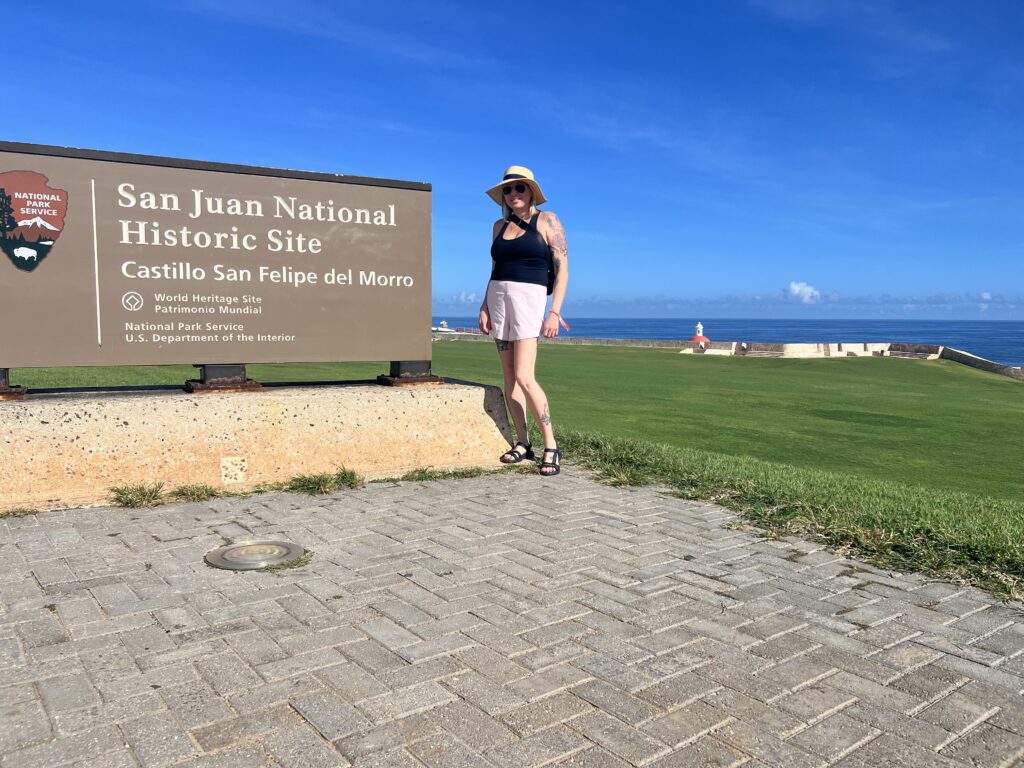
[540,212,569,337]
[479,219,504,333]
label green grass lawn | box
[10,340,1024,597]
[435,342,1024,502]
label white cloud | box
[434,291,479,306]
[786,281,822,304]
[981,291,992,301]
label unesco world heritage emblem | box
[0,171,69,272]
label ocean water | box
[433,317,1024,368]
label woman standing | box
[478,166,569,476]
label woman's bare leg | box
[511,338,556,452]
[496,340,529,445]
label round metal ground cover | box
[205,540,306,570]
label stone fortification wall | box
[940,347,1024,381]
[432,333,1022,381]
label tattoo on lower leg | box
[495,339,510,352]
[539,403,552,425]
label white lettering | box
[213,264,253,282]
[359,271,414,287]
[190,189,264,219]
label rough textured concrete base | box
[1,382,511,511]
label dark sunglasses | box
[502,183,528,195]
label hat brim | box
[486,179,547,206]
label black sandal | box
[539,447,561,476]
[500,441,534,464]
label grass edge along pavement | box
[546,427,1024,602]
[97,465,534,511]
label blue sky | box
[12,1,1023,319]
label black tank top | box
[490,213,550,287]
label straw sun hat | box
[485,165,547,206]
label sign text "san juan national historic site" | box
[0,143,432,368]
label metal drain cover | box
[205,540,306,570]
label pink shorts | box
[486,280,547,341]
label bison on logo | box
[0,171,69,272]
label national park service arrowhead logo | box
[0,171,68,272]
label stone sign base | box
[1,382,512,512]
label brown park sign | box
[0,142,431,368]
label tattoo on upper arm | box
[545,212,568,259]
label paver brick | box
[641,700,733,748]
[486,723,591,768]
[554,746,632,768]
[158,680,233,729]
[374,598,433,628]
[842,701,954,751]
[648,735,749,768]
[356,748,429,768]
[501,691,594,735]
[939,722,1024,767]
[427,698,518,748]
[264,723,350,767]
[1,725,125,768]
[382,655,465,689]
[0,697,53,751]
[229,674,325,711]
[510,663,593,702]
[359,681,455,723]
[570,710,671,765]
[334,712,439,762]
[455,645,528,684]
[786,712,880,762]
[630,625,697,655]
[121,713,198,767]
[518,640,591,671]
[917,691,999,737]
[36,672,101,714]
[890,663,968,702]
[225,628,289,665]
[699,662,789,704]
[774,682,857,724]
[258,648,347,681]
[636,671,722,710]
[196,651,263,694]
[933,654,1024,694]
[360,619,422,650]
[408,731,492,768]
[855,733,973,767]
[398,632,476,663]
[443,670,527,715]
[702,687,805,739]
[190,703,298,751]
[573,679,659,725]
[713,719,826,768]
[291,691,372,741]
[826,670,922,714]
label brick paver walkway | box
[2,469,1023,767]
